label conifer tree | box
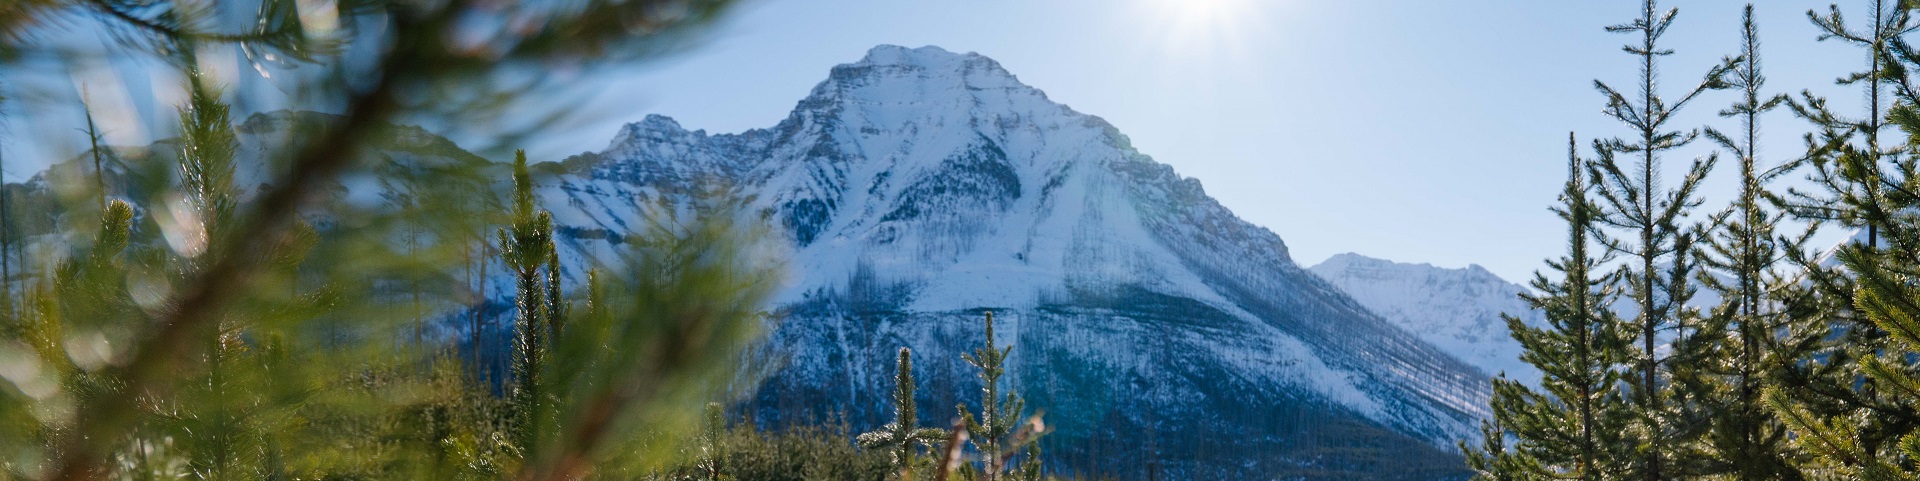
[177,73,237,243]
[1462,396,1530,481]
[1767,89,1920,474]
[1768,235,1920,478]
[170,68,260,479]
[860,347,947,480]
[956,312,1043,481]
[1695,6,1803,480]
[1467,134,1634,481]
[546,250,566,335]
[1014,443,1041,481]
[1766,0,1920,473]
[500,149,556,458]
[1784,0,1914,246]
[1587,1,1732,478]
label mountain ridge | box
[1309,252,1543,386]
[532,44,1489,479]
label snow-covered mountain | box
[1309,253,1541,386]
[17,45,1496,480]
[1304,250,1742,393]
[527,45,1489,479]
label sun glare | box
[1137,0,1261,58]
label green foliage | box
[857,348,947,479]
[661,417,893,481]
[1586,1,1735,478]
[176,71,238,236]
[1466,135,1635,481]
[503,148,559,459]
[655,412,1100,481]
[1761,1,1920,479]
[0,2,762,481]
[1484,2,1920,480]
[1692,6,1807,480]
[956,312,1045,481]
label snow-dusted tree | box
[860,348,947,479]
[1588,1,1733,477]
[1467,134,1635,481]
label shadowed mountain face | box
[532,45,1491,479]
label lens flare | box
[1135,0,1262,61]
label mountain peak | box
[855,44,978,67]
[816,44,1031,100]
[606,113,707,152]
[635,113,686,131]
[849,44,1015,81]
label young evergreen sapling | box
[859,347,947,480]
[1695,6,1803,480]
[1589,1,1734,477]
[1467,134,1634,480]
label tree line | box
[1468,1,1920,479]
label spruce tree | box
[176,72,237,243]
[1467,134,1634,481]
[1695,6,1803,480]
[546,250,566,335]
[1462,395,1531,481]
[859,347,947,480]
[1588,1,1732,478]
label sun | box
[1136,0,1261,58]
[1171,0,1253,22]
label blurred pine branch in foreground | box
[0,2,1074,480]
[0,1,776,479]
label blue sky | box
[530,0,1864,282]
[0,1,1874,282]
